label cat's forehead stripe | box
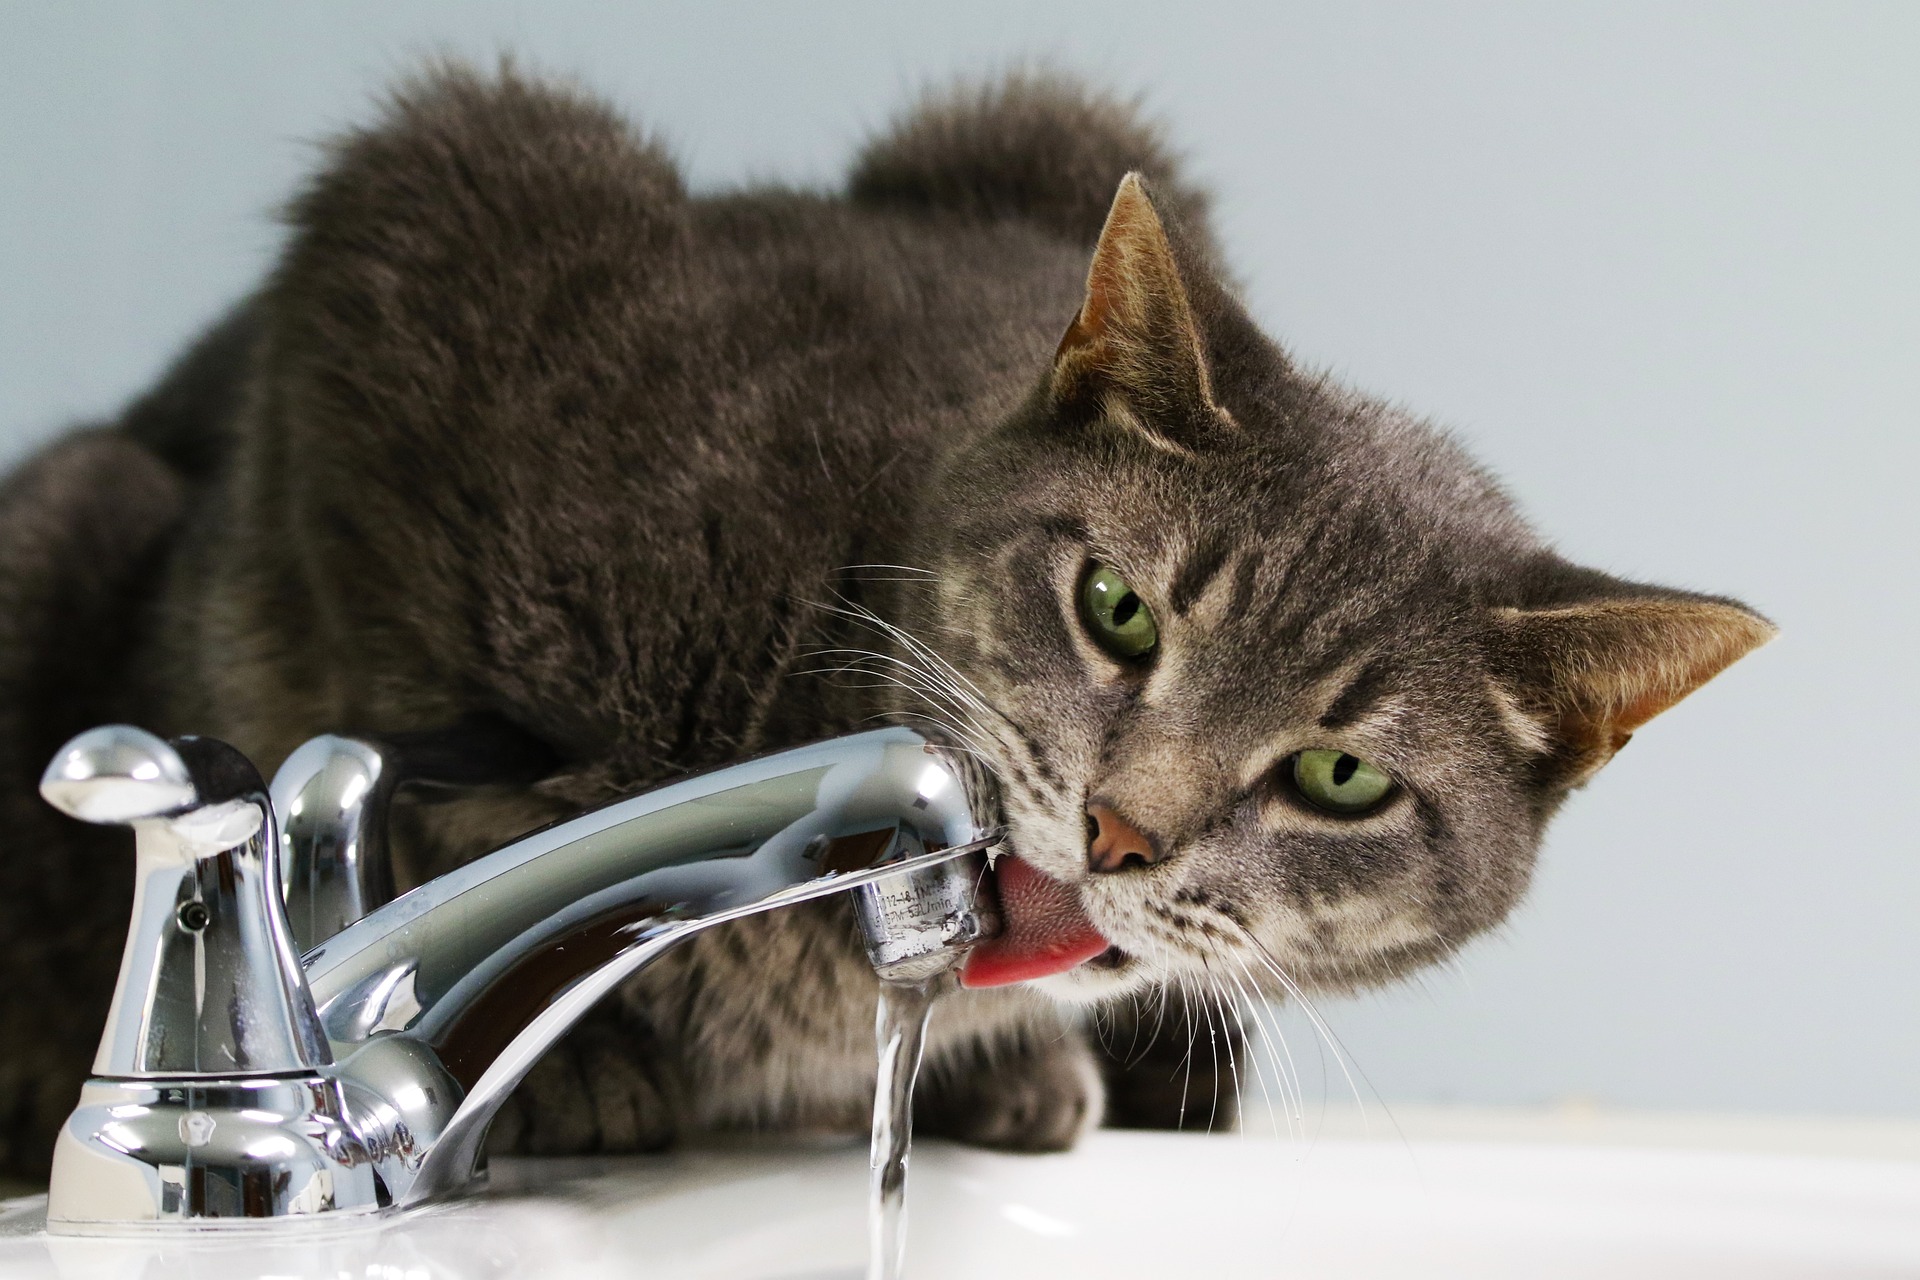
[1167,532,1233,616]
[1318,658,1394,731]
[1228,551,1263,621]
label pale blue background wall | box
[3,2,1915,1116]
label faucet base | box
[47,1076,383,1232]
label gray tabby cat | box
[0,66,1771,1176]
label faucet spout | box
[304,727,996,1205]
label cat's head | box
[908,175,1774,1005]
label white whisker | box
[1224,955,1299,1141]
[830,563,938,576]
[1233,925,1405,1147]
[1201,971,1240,1137]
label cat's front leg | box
[913,1019,1105,1153]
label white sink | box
[4,1130,1918,1278]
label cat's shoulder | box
[848,71,1214,251]
[279,61,688,293]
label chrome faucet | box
[37,725,999,1232]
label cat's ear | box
[1052,173,1225,448]
[1487,592,1776,788]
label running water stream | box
[851,839,1001,1280]
[867,977,936,1280]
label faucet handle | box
[273,735,400,954]
[41,725,198,824]
[42,725,330,1076]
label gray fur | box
[0,64,1768,1176]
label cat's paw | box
[915,1030,1104,1153]
[485,1011,681,1156]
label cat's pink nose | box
[1086,803,1165,874]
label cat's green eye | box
[1291,749,1395,816]
[1078,563,1158,660]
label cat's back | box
[252,65,1220,482]
[265,69,1114,482]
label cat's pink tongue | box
[961,854,1109,988]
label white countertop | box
[3,1110,1918,1278]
